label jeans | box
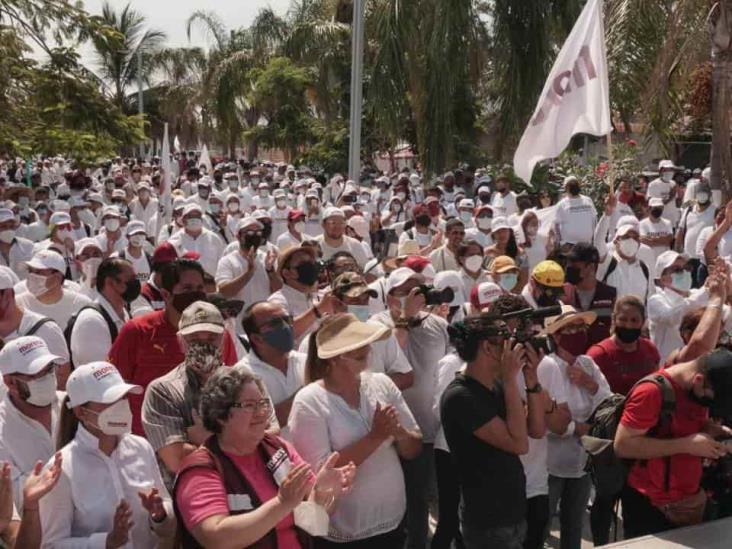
[314,527,404,549]
[462,520,526,549]
[431,449,464,549]
[590,492,619,546]
[547,474,592,549]
[620,484,676,539]
[401,443,436,549]
[524,495,549,549]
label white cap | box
[68,196,89,208]
[237,217,264,232]
[433,271,463,307]
[0,336,61,376]
[137,181,152,191]
[386,267,425,294]
[0,208,13,223]
[197,179,211,188]
[322,207,345,220]
[252,209,271,220]
[617,215,639,230]
[655,250,688,276]
[702,167,711,181]
[112,189,126,199]
[257,182,269,190]
[182,203,203,217]
[347,215,369,239]
[74,237,102,256]
[409,173,420,184]
[491,216,510,232]
[658,160,675,170]
[458,198,475,209]
[474,281,503,308]
[87,192,104,205]
[66,362,142,408]
[273,189,286,199]
[125,220,146,236]
[101,206,121,218]
[0,267,17,290]
[50,200,70,213]
[49,211,71,226]
[616,224,639,237]
[26,249,66,274]
[173,197,187,211]
[648,197,664,208]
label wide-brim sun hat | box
[316,313,391,359]
[541,304,596,335]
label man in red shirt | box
[109,258,237,435]
[614,348,732,538]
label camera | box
[417,284,455,306]
[500,305,561,354]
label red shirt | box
[620,370,708,506]
[109,310,238,436]
[587,337,660,395]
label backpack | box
[581,372,676,498]
[64,305,119,367]
[602,256,649,285]
[23,317,57,337]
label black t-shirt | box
[440,373,526,529]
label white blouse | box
[288,373,419,542]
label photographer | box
[440,312,543,548]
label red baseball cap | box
[403,255,431,273]
[288,209,305,222]
[152,242,178,264]
[412,204,429,218]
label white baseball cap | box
[458,198,475,209]
[386,267,425,294]
[491,217,511,233]
[323,207,345,220]
[648,197,664,208]
[237,217,264,232]
[49,211,71,226]
[74,237,102,257]
[0,208,15,223]
[655,250,689,276]
[68,196,89,208]
[0,266,17,290]
[252,209,271,221]
[472,281,503,309]
[66,362,142,408]
[615,224,639,238]
[182,203,203,217]
[658,160,675,171]
[125,220,146,236]
[617,215,639,230]
[101,206,121,218]
[0,336,61,376]
[26,249,66,274]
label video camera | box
[416,285,455,306]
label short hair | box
[159,258,205,292]
[241,301,265,338]
[445,219,465,234]
[199,366,267,434]
[96,258,131,293]
[457,239,483,259]
[680,308,704,336]
[613,295,646,321]
[489,294,531,317]
[567,242,600,265]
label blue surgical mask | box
[671,271,692,292]
[262,324,295,353]
[347,304,371,322]
[498,273,518,292]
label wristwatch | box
[526,382,543,394]
[394,317,410,329]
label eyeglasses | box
[231,399,272,414]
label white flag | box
[513,0,611,184]
[173,135,181,153]
[157,123,173,239]
[199,144,213,174]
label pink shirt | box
[176,439,307,548]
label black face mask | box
[242,233,262,250]
[479,194,491,205]
[415,214,431,227]
[615,326,641,344]
[261,223,272,241]
[122,279,141,303]
[295,262,320,286]
[537,292,559,307]
[688,389,714,409]
[650,208,663,218]
[565,266,582,285]
[172,290,207,313]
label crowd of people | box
[0,154,732,548]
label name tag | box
[267,448,292,486]
[227,494,254,511]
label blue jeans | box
[547,474,591,549]
[462,520,527,549]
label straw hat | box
[541,304,596,335]
[316,314,391,359]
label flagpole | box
[606,132,614,190]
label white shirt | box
[288,374,419,542]
[490,191,518,217]
[0,392,61,510]
[69,295,129,367]
[648,287,709,363]
[698,225,732,262]
[314,235,368,267]
[2,309,70,363]
[543,354,612,478]
[523,233,549,272]
[399,227,433,248]
[268,205,291,243]
[16,289,92,333]
[639,217,673,265]
[553,195,597,245]
[169,228,225,276]
[429,246,459,272]
[215,248,270,308]
[236,351,306,406]
[457,269,490,303]
[679,205,716,259]
[596,252,653,302]
[94,230,127,256]
[464,228,493,249]
[128,197,159,228]
[275,231,302,252]
[268,284,317,318]
[0,236,34,278]
[40,425,174,549]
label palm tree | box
[709,0,732,201]
[89,2,166,113]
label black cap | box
[704,348,732,418]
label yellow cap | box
[532,260,564,288]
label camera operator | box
[371,267,449,549]
[614,347,732,538]
[440,311,543,548]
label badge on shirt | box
[227,494,254,511]
[267,448,292,486]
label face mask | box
[23,371,57,407]
[262,324,295,353]
[295,262,320,286]
[459,211,472,223]
[242,233,262,249]
[18,197,30,208]
[186,218,203,231]
[477,217,492,230]
[479,194,490,205]
[129,234,146,248]
[347,304,371,322]
[82,257,102,280]
[121,278,141,303]
[172,290,207,313]
[184,341,223,375]
[88,399,133,436]
[615,326,641,344]
[697,192,710,204]
[391,204,401,213]
[259,189,269,198]
[293,221,305,233]
[558,331,589,357]
[56,228,72,241]
[396,192,407,202]
[276,199,286,209]
[650,208,663,218]
[464,255,483,272]
[198,188,210,199]
[661,172,673,183]
[618,238,639,258]
[0,229,15,244]
[498,272,518,291]
[26,273,50,297]
[104,218,120,232]
[361,194,371,203]
[208,204,221,215]
[672,271,692,292]
[227,202,240,213]
[565,266,582,285]
[537,292,558,307]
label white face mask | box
[0,229,15,244]
[347,304,371,322]
[498,272,518,292]
[104,218,120,232]
[525,225,539,237]
[618,238,639,258]
[82,257,102,281]
[210,204,222,215]
[464,255,483,272]
[89,399,133,436]
[672,271,692,292]
[459,211,472,223]
[276,199,286,209]
[293,221,305,233]
[259,189,269,198]
[24,371,57,407]
[661,172,673,183]
[26,273,50,297]
[129,234,146,248]
[396,192,407,202]
[228,181,239,191]
[227,202,240,213]
[696,192,710,204]
[186,218,203,231]
[476,217,492,230]
[56,228,73,241]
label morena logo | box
[18,340,44,355]
[92,365,117,380]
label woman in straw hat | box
[540,305,612,549]
[289,313,422,548]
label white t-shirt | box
[314,235,368,267]
[639,217,673,265]
[16,290,92,332]
[275,231,302,252]
[680,206,716,259]
[4,310,69,363]
[553,195,597,244]
[237,351,306,406]
[490,191,518,218]
[169,229,225,277]
[215,249,270,309]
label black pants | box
[524,495,549,549]
[314,528,404,549]
[431,449,464,549]
[590,492,619,546]
[621,485,675,539]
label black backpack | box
[581,372,676,497]
[23,317,57,337]
[602,256,649,285]
[64,305,119,367]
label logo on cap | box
[93,364,116,380]
[18,340,44,355]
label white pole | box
[348,0,365,182]
[138,50,145,159]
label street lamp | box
[348,0,365,182]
